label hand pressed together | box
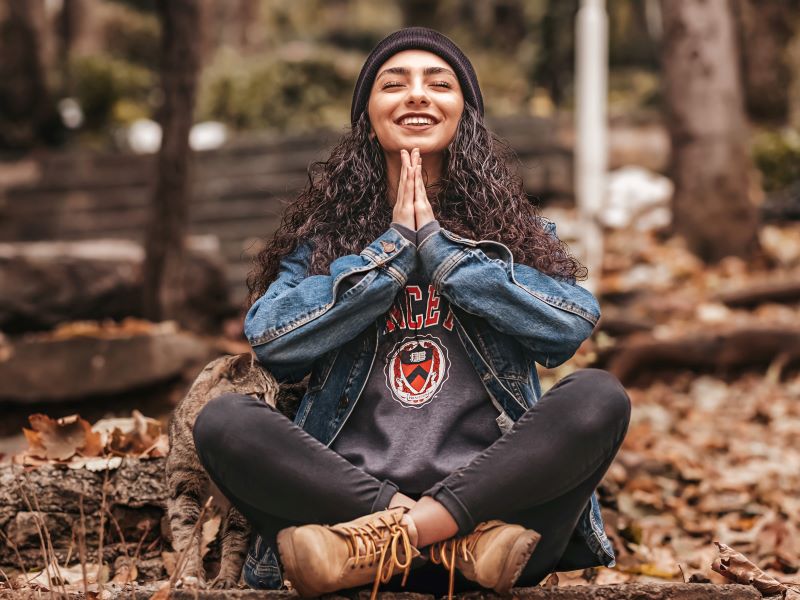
[391,147,436,232]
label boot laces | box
[338,511,414,600]
[429,529,482,600]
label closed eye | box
[381,81,453,89]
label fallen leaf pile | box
[595,372,800,586]
[711,542,792,596]
[14,410,168,469]
[542,220,800,589]
[599,223,800,338]
[31,318,178,342]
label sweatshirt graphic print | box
[330,266,502,493]
[383,277,455,409]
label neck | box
[385,151,444,206]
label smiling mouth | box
[395,121,437,131]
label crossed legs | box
[193,368,630,591]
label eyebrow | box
[376,66,457,80]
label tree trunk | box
[660,0,760,263]
[143,0,201,323]
[398,0,442,29]
[732,0,796,122]
[0,0,52,150]
[57,0,103,96]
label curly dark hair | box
[246,102,587,307]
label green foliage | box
[197,48,359,131]
[102,2,161,66]
[753,129,800,192]
[608,68,661,115]
[71,55,154,129]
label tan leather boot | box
[276,507,422,599]
[429,520,540,599]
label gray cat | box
[166,352,307,588]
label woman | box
[193,27,630,599]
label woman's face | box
[367,49,464,156]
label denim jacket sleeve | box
[244,226,416,381]
[416,220,601,368]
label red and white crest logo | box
[385,335,449,408]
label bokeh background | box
[1,0,800,592]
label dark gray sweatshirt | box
[330,221,502,494]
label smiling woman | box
[192,26,630,600]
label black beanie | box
[350,27,484,127]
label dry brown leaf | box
[161,552,176,578]
[111,557,137,584]
[542,572,559,587]
[200,516,221,558]
[24,414,101,461]
[149,581,171,600]
[27,560,107,590]
[107,411,166,457]
[785,586,800,600]
[711,541,786,596]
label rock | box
[602,167,673,231]
[0,321,213,402]
[0,237,233,334]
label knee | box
[560,369,631,435]
[192,393,250,460]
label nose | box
[405,75,430,107]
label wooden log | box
[0,458,167,573]
[0,325,214,402]
[0,238,232,333]
[714,279,800,308]
[597,327,800,384]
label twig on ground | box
[13,469,57,600]
[78,496,89,600]
[0,529,29,585]
[105,505,136,600]
[0,567,14,590]
[95,466,112,586]
[170,496,213,589]
[25,473,69,600]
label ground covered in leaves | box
[539,222,800,591]
[2,222,800,598]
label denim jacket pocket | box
[307,348,341,392]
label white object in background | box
[127,119,228,154]
[127,118,162,155]
[57,98,84,129]
[189,121,228,151]
[603,166,673,230]
[575,0,609,295]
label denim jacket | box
[240,221,613,589]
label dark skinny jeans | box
[193,368,630,594]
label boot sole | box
[494,529,541,594]
[276,526,322,598]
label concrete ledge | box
[96,583,760,600]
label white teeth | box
[400,116,434,125]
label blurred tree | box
[143,0,201,324]
[732,0,797,123]
[398,0,442,29]
[660,0,760,262]
[536,0,578,106]
[607,0,659,69]
[0,0,60,150]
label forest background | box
[1,0,800,597]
